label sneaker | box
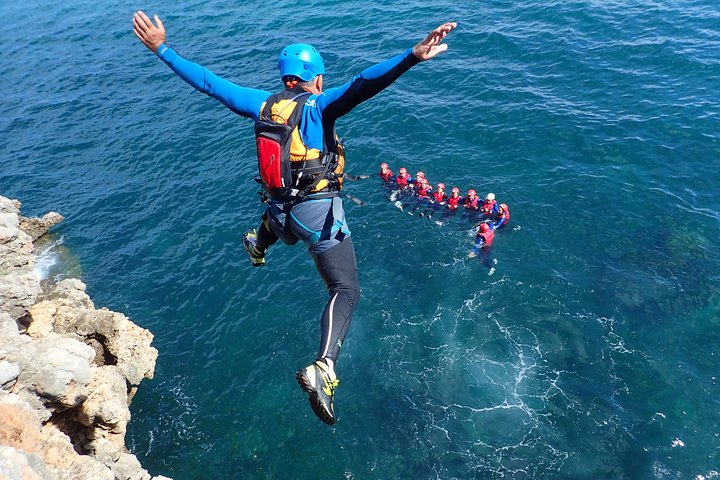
[242,229,265,267]
[296,360,339,425]
[488,267,496,276]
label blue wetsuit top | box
[471,234,490,255]
[156,43,420,152]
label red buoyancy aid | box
[380,169,394,181]
[447,195,461,210]
[498,207,510,222]
[477,228,494,247]
[433,191,448,203]
[396,174,409,186]
[464,196,479,209]
[417,184,432,198]
[481,199,497,214]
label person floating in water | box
[409,177,432,215]
[390,167,415,209]
[133,10,456,425]
[468,222,497,275]
[395,167,412,188]
[464,189,480,211]
[447,187,462,212]
[480,192,498,217]
[379,162,394,183]
[462,188,481,224]
[423,182,448,218]
[493,203,510,229]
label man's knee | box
[346,285,361,307]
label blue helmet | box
[278,43,325,82]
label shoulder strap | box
[285,93,310,127]
[260,92,311,125]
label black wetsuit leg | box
[437,207,456,224]
[480,246,495,270]
[255,212,279,253]
[311,237,361,363]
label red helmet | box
[380,162,389,169]
[437,183,445,190]
[416,171,425,178]
[468,189,477,196]
[420,177,429,184]
[499,203,508,211]
[479,223,490,232]
[451,187,460,194]
[399,167,408,175]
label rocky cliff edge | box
[0,196,170,480]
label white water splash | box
[33,236,64,281]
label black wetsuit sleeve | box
[318,48,421,121]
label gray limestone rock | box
[29,281,157,386]
[0,360,21,389]
[112,452,152,480]
[76,366,130,433]
[18,212,64,242]
[0,311,25,348]
[0,271,41,321]
[15,333,94,409]
[0,195,171,479]
[0,199,40,321]
[38,278,94,310]
[0,445,48,480]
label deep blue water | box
[2,0,720,478]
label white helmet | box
[486,193,495,201]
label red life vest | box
[447,195,461,210]
[498,207,510,222]
[396,174,409,186]
[481,199,497,214]
[433,191,447,203]
[380,169,393,181]
[478,228,494,247]
[417,184,432,198]
[464,196,479,209]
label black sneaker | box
[242,229,265,267]
[296,360,339,425]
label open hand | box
[133,10,166,53]
[413,22,457,61]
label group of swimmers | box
[378,162,511,275]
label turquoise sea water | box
[2,0,720,478]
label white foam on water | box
[383,294,573,478]
[671,438,685,448]
[696,471,720,480]
[33,236,63,281]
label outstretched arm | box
[132,11,269,119]
[319,21,457,119]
